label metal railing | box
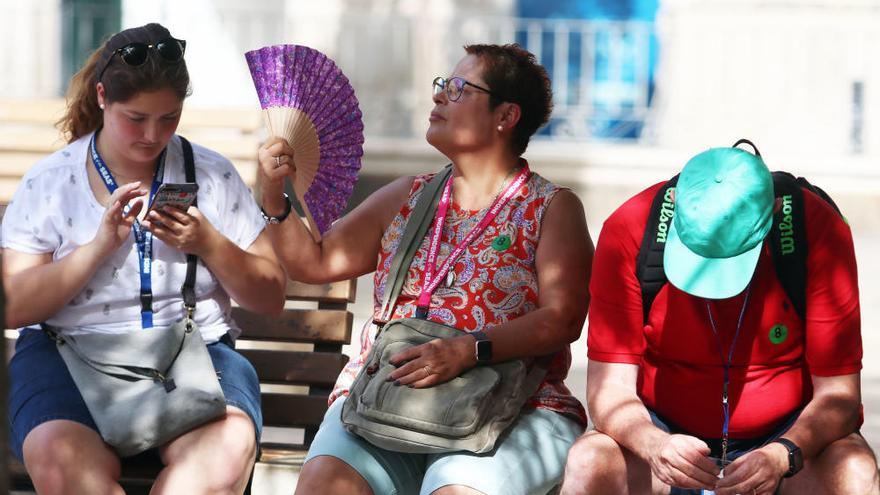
[332,14,656,142]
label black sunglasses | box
[98,38,187,82]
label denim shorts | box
[304,397,584,495]
[8,328,262,461]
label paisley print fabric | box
[330,171,587,426]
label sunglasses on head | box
[98,38,186,82]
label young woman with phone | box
[1,23,285,494]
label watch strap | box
[772,437,802,477]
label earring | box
[497,125,503,132]
[99,104,105,110]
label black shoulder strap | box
[636,175,678,324]
[179,136,198,314]
[377,165,453,323]
[794,176,842,217]
[768,172,808,321]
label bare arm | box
[195,229,286,315]
[144,208,286,315]
[588,359,721,489]
[484,189,593,359]
[5,247,101,328]
[389,190,594,383]
[715,373,862,494]
[3,182,147,328]
[258,137,413,283]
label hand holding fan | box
[245,44,364,240]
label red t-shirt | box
[587,183,862,439]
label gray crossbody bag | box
[341,166,546,454]
[43,137,226,457]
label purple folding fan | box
[245,44,364,240]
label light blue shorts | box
[304,397,584,495]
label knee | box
[561,431,626,494]
[836,446,880,492]
[565,431,622,474]
[23,441,72,495]
[205,415,257,484]
[296,456,373,495]
[168,413,257,489]
[23,424,119,493]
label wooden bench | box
[5,271,356,494]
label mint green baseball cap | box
[664,146,774,299]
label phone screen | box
[148,183,199,212]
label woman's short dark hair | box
[58,23,191,142]
[464,43,552,156]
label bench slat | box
[239,349,348,386]
[287,279,356,303]
[261,393,329,428]
[232,308,352,344]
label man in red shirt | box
[560,145,879,494]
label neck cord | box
[705,285,751,468]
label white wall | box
[0,0,62,98]
[647,0,880,158]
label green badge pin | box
[491,235,511,251]
[769,324,788,344]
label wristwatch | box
[772,437,804,478]
[261,193,292,224]
[469,330,492,365]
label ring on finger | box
[423,365,432,376]
[275,155,282,167]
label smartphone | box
[148,183,199,212]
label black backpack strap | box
[636,175,678,324]
[179,136,198,315]
[769,172,807,320]
[793,176,842,217]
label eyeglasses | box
[98,38,187,82]
[432,76,496,102]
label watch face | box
[476,339,492,362]
[791,446,804,474]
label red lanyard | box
[415,162,531,318]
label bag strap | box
[768,172,808,320]
[635,175,678,324]
[732,138,762,157]
[378,165,453,323]
[179,136,199,317]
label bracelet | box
[261,193,292,224]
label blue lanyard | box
[704,285,751,468]
[89,133,165,329]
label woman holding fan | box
[2,23,285,494]
[259,44,593,495]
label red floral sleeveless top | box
[330,171,587,426]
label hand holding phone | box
[148,183,199,212]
